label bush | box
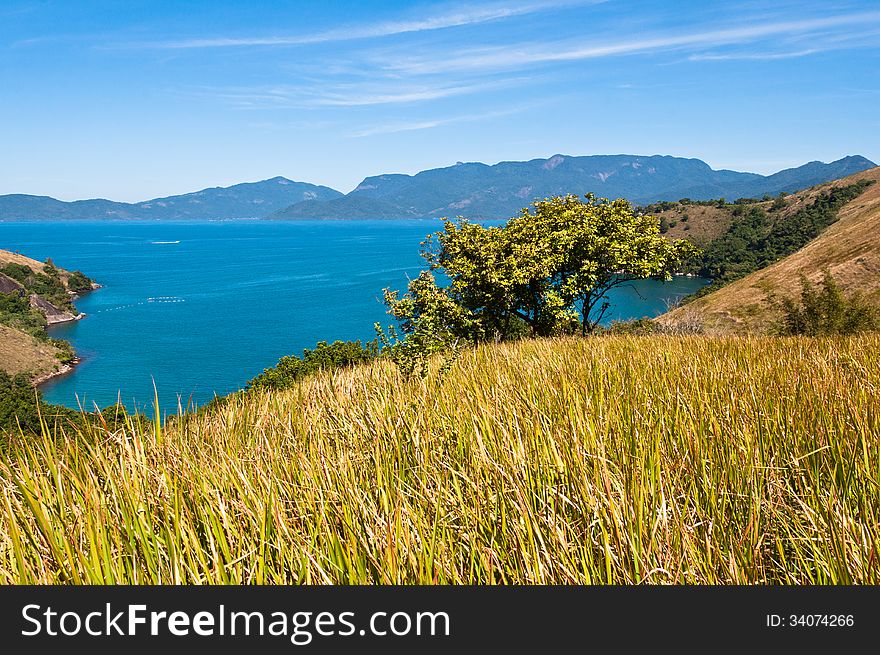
[0,262,72,310]
[780,271,879,336]
[0,371,43,435]
[771,193,788,211]
[247,340,379,391]
[67,271,94,293]
[0,292,48,340]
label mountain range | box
[1,154,875,222]
[0,178,342,221]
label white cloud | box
[306,79,523,107]
[688,49,819,61]
[380,10,880,74]
[197,78,528,109]
[348,104,540,137]
[145,0,597,49]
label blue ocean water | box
[1,221,707,413]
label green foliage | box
[0,371,43,435]
[379,194,697,376]
[67,271,93,293]
[247,339,379,391]
[49,338,76,362]
[0,263,32,284]
[780,272,879,336]
[0,292,48,340]
[377,271,474,379]
[0,262,72,310]
[0,373,144,442]
[0,260,94,364]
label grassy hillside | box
[660,167,880,332]
[0,324,66,380]
[0,248,94,382]
[1,334,878,584]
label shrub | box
[67,271,93,293]
[0,262,72,310]
[247,339,379,391]
[780,271,879,336]
[0,371,43,435]
[771,193,788,211]
[692,180,874,293]
[0,292,48,340]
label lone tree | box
[381,194,697,358]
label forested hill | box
[271,154,875,220]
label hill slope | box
[0,177,342,221]
[272,154,875,220]
[1,334,878,583]
[0,324,66,381]
[659,167,880,332]
[0,248,96,381]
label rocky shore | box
[33,359,79,387]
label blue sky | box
[2,0,878,201]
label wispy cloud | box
[688,49,818,61]
[348,104,541,137]
[195,78,527,109]
[139,0,595,49]
[304,79,524,107]
[379,10,880,74]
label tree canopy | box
[379,194,696,373]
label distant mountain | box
[0,177,342,221]
[271,154,876,220]
[2,155,874,222]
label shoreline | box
[33,282,100,388]
[33,358,80,387]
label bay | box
[0,220,708,413]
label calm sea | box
[1,220,707,413]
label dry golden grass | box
[1,334,878,584]
[660,167,880,333]
[658,205,733,244]
[0,324,63,379]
